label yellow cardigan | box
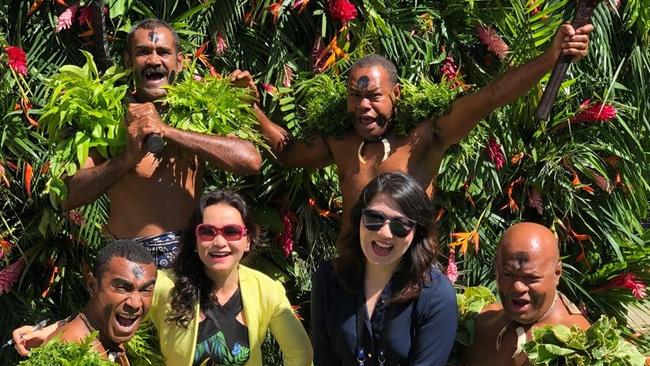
[150,266,313,366]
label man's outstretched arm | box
[436,24,593,147]
[230,69,335,170]
[126,102,262,175]
[253,103,334,169]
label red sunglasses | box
[195,223,248,242]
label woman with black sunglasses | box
[150,190,313,365]
[311,172,457,366]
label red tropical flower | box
[293,0,310,12]
[5,46,28,76]
[477,25,509,60]
[278,209,297,257]
[510,152,525,166]
[571,99,617,124]
[326,0,357,23]
[215,32,227,55]
[267,0,283,23]
[0,258,25,295]
[261,82,277,96]
[56,4,78,33]
[440,55,459,81]
[68,209,86,226]
[446,248,458,284]
[24,163,33,199]
[501,177,525,212]
[0,240,13,260]
[571,171,595,194]
[77,6,92,27]
[485,138,506,171]
[600,273,647,300]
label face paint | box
[148,31,159,43]
[511,251,530,270]
[129,262,144,280]
[357,76,370,93]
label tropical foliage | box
[1,0,649,364]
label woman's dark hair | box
[334,171,439,303]
[167,190,260,327]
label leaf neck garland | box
[40,53,264,202]
[522,316,646,366]
[295,74,460,140]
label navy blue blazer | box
[311,261,458,366]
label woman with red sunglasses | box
[311,172,457,365]
[150,190,312,366]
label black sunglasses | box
[361,209,416,238]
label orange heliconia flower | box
[315,35,348,72]
[571,171,595,194]
[510,152,525,166]
[501,177,524,212]
[449,230,479,255]
[267,0,283,23]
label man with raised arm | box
[462,222,590,366]
[13,240,157,365]
[63,19,262,268]
[237,24,591,246]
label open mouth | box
[142,69,166,84]
[510,298,530,311]
[371,241,393,257]
[359,116,377,126]
[208,252,231,261]
[114,313,140,333]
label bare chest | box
[329,133,440,200]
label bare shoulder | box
[48,317,89,344]
[462,305,505,365]
[561,313,591,330]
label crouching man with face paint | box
[62,19,262,268]
[461,222,590,366]
[12,240,157,365]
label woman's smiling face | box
[359,192,415,270]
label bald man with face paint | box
[462,222,590,366]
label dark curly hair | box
[334,171,439,303]
[167,190,260,328]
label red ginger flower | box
[56,4,78,33]
[0,258,25,294]
[477,25,509,60]
[571,99,617,124]
[68,209,86,226]
[215,32,227,55]
[440,56,459,81]
[605,273,647,300]
[327,0,357,23]
[5,46,28,76]
[446,248,458,284]
[485,138,506,171]
[278,210,297,257]
[77,6,92,27]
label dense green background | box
[1,0,649,364]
